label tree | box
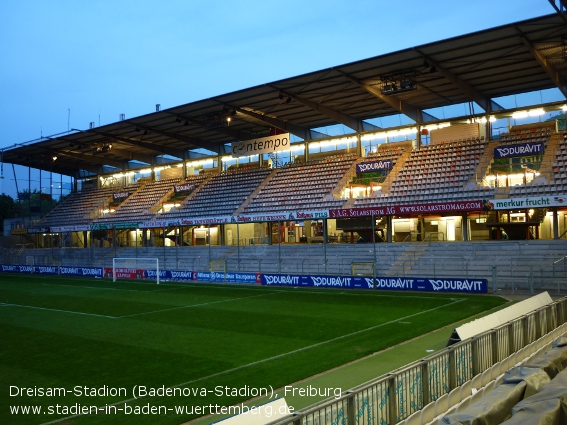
[14,189,60,218]
[0,194,16,232]
[546,112,566,131]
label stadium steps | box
[472,141,499,185]
[149,186,176,214]
[494,186,511,199]
[234,168,279,215]
[530,208,548,223]
[538,133,563,181]
[379,150,412,195]
[330,159,359,199]
[386,244,430,276]
[173,174,215,211]
[101,181,147,217]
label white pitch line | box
[282,288,466,300]
[42,283,160,293]
[0,302,116,319]
[39,297,465,425]
[0,291,281,320]
[117,291,281,318]
[41,282,183,293]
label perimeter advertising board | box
[60,267,104,277]
[260,273,487,293]
[0,265,58,274]
[192,271,258,284]
[494,142,544,159]
[487,195,567,210]
[329,200,485,218]
[356,159,393,173]
[0,264,487,293]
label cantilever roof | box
[4,13,567,177]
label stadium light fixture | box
[528,108,544,117]
[289,144,305,152]
[512,111,529,119]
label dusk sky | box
[0,1,558,197]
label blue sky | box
[0,0,557,197]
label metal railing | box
[265,297,567,425]
[388,252,567,294]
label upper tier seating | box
[167,167,272,217]
[154,174,209,219]
[353,137,493,207]
[39,184,137,226]
[36,131,567,228]
[509,130,567,197]
[94,178,181,223]
[244,154,356,213]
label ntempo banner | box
[231,133,290,158]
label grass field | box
[0,274,506,425]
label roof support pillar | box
[356,134,363,157]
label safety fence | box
[265,297,567,425]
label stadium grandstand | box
[3,11,567,289]
[4,5,567,425]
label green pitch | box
[0,274,506,425]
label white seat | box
[404,409,422,425]
[447,387,461,409]
[434,393,449,417]
[420,402,436,424]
